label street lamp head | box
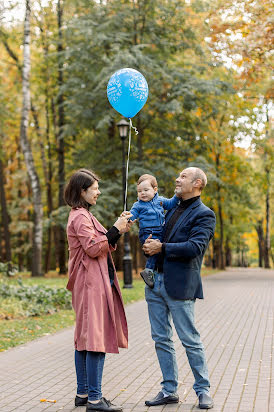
[117,118,130,139]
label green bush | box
[0,262,18,277]
[0,279,72,319]
[0,297,26,319]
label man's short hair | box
[189,167,207,191]
[137,174,158,188]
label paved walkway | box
[1,268,274,412]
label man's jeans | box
[145,272,210,396]
[75,350,105,401]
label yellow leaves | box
[236,60,244,68]
[40,399,56,403]
[195,107,202,117]
[209,118,218,132]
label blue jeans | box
[75,350,105,401]
[145,272,210,396]
[139,226,163,271]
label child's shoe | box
[140,268,155,288]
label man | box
[143,167,216,410]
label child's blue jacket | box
[129,193,179,229]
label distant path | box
[0,267,274,412]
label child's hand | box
[120,211,133,219]
[144,234,160,243]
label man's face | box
[175,169,195,198]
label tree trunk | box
[212,237,218,269]
[0,226,3,261]
[216,151,225,270]
[44,92,54,272]
[0,158,12,261]
[225,237,232,267]
[14,137,25,271]
[56,0,66,274]
[217,199,225,269]
[108,119,115,140]
[50,98,60,270]
[255,219,264,267]
[32,98,54,273]
[20,0,43,276]
[204,247,213,267]
[263,103,271,268]
[39,25,54,273]
[264,170,271,268]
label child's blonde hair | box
[137,174,158,189]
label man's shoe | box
[86,397,122,411]
[140,269,155,288]
[198,393,214,409]
[145,391,179,406]
[75,395,88,406]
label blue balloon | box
[107,68,148,118]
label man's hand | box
[143,235,162,256]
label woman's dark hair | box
[64,169,99,209]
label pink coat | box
[66,207,128,353]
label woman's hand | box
[119,219,136,234]
[114,213,135,234]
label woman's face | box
[81,181,101,206]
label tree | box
[0,0,271,272]
[207,0,273,268]
[55,0,67,274]
[20,0,43,276]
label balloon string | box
[130,120,139,135]
[124,119,138,211]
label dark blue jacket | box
[163,198,216,300]
[130,193,179,230]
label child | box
[130,174,179,288]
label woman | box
[64,169,133,412]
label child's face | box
[137,179,157,202]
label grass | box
[0,273,146,352]
[201,268,220,277]
[0,310,76,351]
[0,267,218,351]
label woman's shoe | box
[86,397,122,411]
[75,395,88,406]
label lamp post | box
[117,118,133,288]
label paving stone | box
[1,268,274,411]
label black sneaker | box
[86,397,122,411]
[75,395,88,406]
[140,268,155,288]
